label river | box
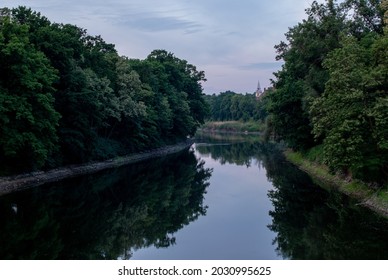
[0,132,387,259]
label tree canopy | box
[0,7,208,174]
[266,0,388,183]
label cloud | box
[118,15,202,33]
[2,0,327,93]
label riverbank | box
[200,121,264,134]
[285,150,388,219]
[0,140,193,196]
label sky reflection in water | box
[132,143,281,260]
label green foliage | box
[304,145,325,163]
[310,34,388,182]
[268,0,387,183]
[205,91,267,122]
[266,79,315,150]
[344,0,385,35]
[128,50,208,140]
[0,15,60,171]
[0,7,208,174]
[268,0,347,150]
[201,121,264,133]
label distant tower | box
[255,80,263,99]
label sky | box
[3,0,323,94]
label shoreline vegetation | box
[285,150,388,219]
[0,140,193,197]
[200,120,388,219]
[199,121,264,134]
[263,0,388,203]
[0,8,208,177]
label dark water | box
[0,132,387,259]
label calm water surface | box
[0,132,387,259]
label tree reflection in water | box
[1,132,387,260]
[0,149,212,259]
[265,151,388,260]
[196,131,388,260]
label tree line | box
[0,7,209,174]
[204,91,268,122]
[266,0,388,184]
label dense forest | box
[266,0,388,184]
[0,7,209,175]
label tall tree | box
[310,7,388,182]
[268,0,386,156]
[0,16,60,171]
[145,50,208,129]
[268,0,346,150]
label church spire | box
[255,80,263,98]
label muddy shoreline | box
[0,140,193,196]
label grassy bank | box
[285,150,388,219]
[200,121,264,133]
